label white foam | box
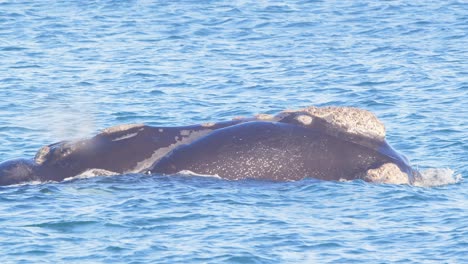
[413,168,462,187]
[63,169,119,181]
[178,170,221,179]
[7,180,47,187]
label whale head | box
[0,159,40,186]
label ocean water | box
[0,0,466,263]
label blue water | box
[0,0,466,263]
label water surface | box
[0,1,466,263]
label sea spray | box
[29,96,97,142]
[414,168,462,187]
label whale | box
[0,106,421,186]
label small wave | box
[413,168,462,187]
[6,180,46,187]
[26,220,99,231]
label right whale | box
[151,107,421,184]
[0,106,421,186]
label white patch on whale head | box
[255,114,274,120]
[276,106,386,141]
[364,163,410,184]
[34,138,90,165]
[34,146,51,165]
[295,115,313,125]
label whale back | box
[28,120,246,182]
[151,122,408,182]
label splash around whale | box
[0,106,423,186]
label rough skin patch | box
[101,124,144,135]
[34,139,89,165]
[255,114,274,120]
[278,106,386,141]
[295,115,313,125]
[364,163,409,184]
[34,146,51,165]
[201,122,216,128]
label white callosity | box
[277,106,386,141]
[364,163,410,184]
